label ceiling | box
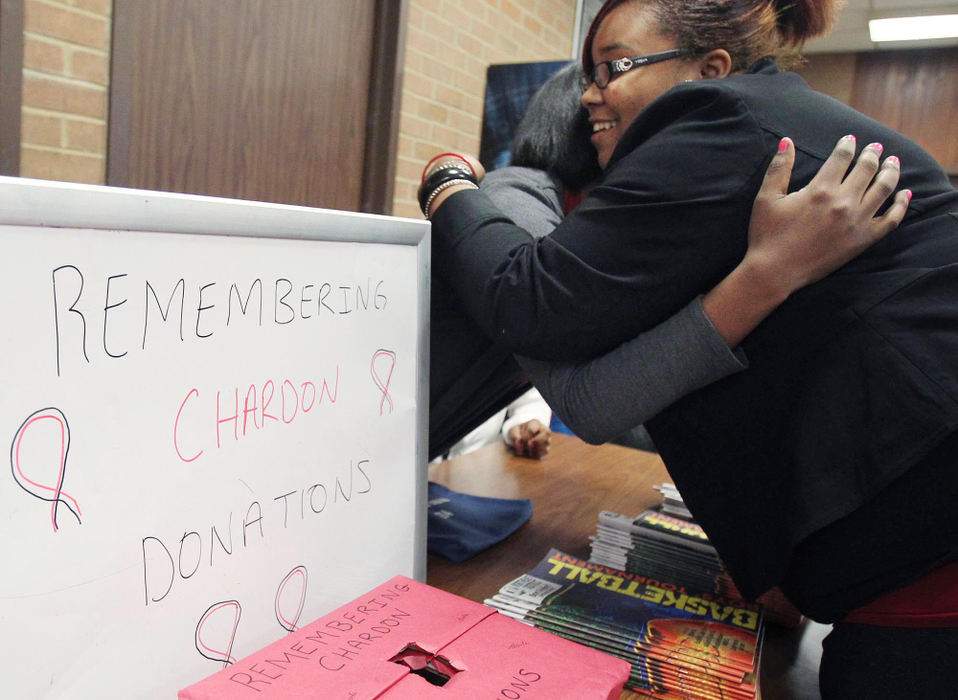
[805,0,958,53]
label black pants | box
[428,276,529,460]
[804,429,958,698]
[782,430,958,621]
[820,623,958,699]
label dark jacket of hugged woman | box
[429,5,958,692]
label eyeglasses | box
[587,48,688,89]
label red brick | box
[69,48,109,85]
[22,73,107,119]
[21,111,63,148]
[23,36,65,73]
[71,0,112,15]
[65,118,106,153]
[392,0,577,215]
[20,146,105,184]
[25,1,110,51]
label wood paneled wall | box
[797,47,958,176]
[109,0,398,213]
[852,49,958,174]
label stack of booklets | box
[589,491,800,627]
[590,509,737,601]
[485,548,763,700]
[655,482,693,519]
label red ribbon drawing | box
[371,349,396,415]
[195,600,242,667]
[275,565,308,633]
[10,407,82,532]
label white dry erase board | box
[0,176,430,698]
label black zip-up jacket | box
[431,58,958,614]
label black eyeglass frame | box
[587,48,688,89]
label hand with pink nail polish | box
[702,134,910,347]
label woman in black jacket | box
[421,1,957,695]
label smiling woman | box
[580,3,710,168]
[421,0,958,696]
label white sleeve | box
[500,388,553,446]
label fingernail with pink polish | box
[886,156,900,167]
[868,142,884,154]
[778,137,789,152]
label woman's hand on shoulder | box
[744,134,911,296]
[701,135,910,348]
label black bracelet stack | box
[418,163,479,217]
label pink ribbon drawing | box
[275,565,308,633]
[10,407,82,532]
[371,349,396,415]
[195,600,242,667]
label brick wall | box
[393,0,576,218]
[14,0,576,204]
[20,0,111,184]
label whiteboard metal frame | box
[0,174,431,581]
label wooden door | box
[0,0,23,175]
[109,0,405,213]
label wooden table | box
[427,433,829,700]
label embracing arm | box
[517,295,744,443]
[428,96,772,359]
[701,135,909,347]
[479,167,564,238]
[515,137,910,443]
[428,92,909,362]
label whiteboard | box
[0,176,430,698]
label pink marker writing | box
[275,565,308,633]
[10,407,82,532]
[370,349,396,415]
[195,599,242,668]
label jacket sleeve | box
[516,296,747,444]
[429,86,770,361]
[479,167,564,238]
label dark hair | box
[509,63,602,192]
[583,0,843,74]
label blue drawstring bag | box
[427,481,533,562]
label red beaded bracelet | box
[421,153,475,182]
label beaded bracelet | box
[422,153,475,182]
[425,159,470,179]
[418,165,478,216]
[423,179,479,218]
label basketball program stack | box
[589,484,801,627]
[485,548,763,700]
